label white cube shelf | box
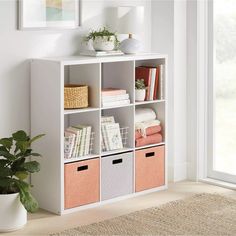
[31,53,168,215]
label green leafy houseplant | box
[135,79,146,90]
[0,130,44,213]
[86,27,119,48]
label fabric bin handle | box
[145,152,155,158]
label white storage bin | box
[101,152,134,201]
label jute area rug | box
[51,193,236,236]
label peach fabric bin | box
[64,158,100,209]
[135,146,165,192]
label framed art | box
[19,0,81,30]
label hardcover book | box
[104,123,123,150]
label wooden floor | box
[3,181,236,236]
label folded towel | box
[135,133,163,147]
[135,119,161,137]
[135,108,156,123]
[135,125,162,140]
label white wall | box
[0,0,151,137]
[152,0,187,182]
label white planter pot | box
[135,89,146,102]
[0,193,27,232]
[93,36,115,51]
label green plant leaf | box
[0,138,13,150]
[29,134,45,144]
[15,140,29,154]
[0,177,13,188]
[0,167,12,178]
[15,180,38,213]
[12,130,28,142]
[11,158,26,172]
[22,161,40,173]
[0,159,9,168]
[15,171,28,180]
[0,151,15,160]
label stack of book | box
[102,88,130,108]
[64,125,93,159]
[101,116,123,152]
[135,65,164,101]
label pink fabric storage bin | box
[135,146,165,192]
[64,158,100,209]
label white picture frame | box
[18,0,81,30]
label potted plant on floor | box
[135,79,146,102]
[86,27,119,51]
[0,130,44,232]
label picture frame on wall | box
[18,0,81,30]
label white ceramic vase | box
[93,36,115,51]
[135,89,146,102]
[0,193,27,232]
[120,38,141,54]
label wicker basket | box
[64,84,88,109]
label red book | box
[142,66,159,100]
[135,67,152,101]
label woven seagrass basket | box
[64,84,88,109]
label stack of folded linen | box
[135,108,163,147]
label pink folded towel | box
[135,133,163,147]
[135,125,162,140]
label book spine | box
[150,68,156,100]
[102,90,127,96]
[102,94,129,102]
[159,65,164,100]
[79,128,86,157]
[102,99,130,108]
[101,124,110,151]
[85,126,91,155]
[75,130,81,157]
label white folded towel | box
[135,119,161,137]
[135,108,157,123]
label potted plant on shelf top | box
[0,130,44,232]
[135,79,146,102]
[86,27,119,51]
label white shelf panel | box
[64,154,100,164]
[101,147,133,157]
[101,104,134,110]
[64,107,100,115]
[135,142,165,151]
[135,100,165,106]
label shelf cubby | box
[135,102,166,143]
[102,106,135,149]
[65,63,101,109]
[102,61,135,104]
[66,111,101,156]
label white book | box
[84,126,92,155]
[158,65,165,100]
[73,125,88,157]
[105,123,123,150]
[80,50,124,57]
[64,132,76,159]
[149,68,156,100]
[101,116,115,151]
[102,94,129,102]
[101,116,115,124]
[101,124,110,151]
[102,99,130,108]
[65,128,81,158]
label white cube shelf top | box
[32,53,168,66]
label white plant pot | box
[93,36,115,51]
[135,89,146,102]
[0,193,27,232]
